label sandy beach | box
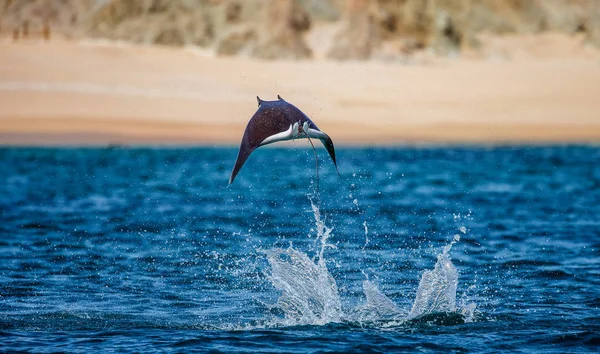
[1,39,600,146]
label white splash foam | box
[407,245,458,319]
[260,199,342,326]
[264,247,342,326]
[349,280,406,322]
[261,201,475,327]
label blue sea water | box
[0,146,599,353]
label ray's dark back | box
[242,99,318,148]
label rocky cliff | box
[2,0,599,60]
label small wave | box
[500,259,561,268]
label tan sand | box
[1,38,600,145]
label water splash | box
[264,247,342,326]
[263,203,475,327]
[408,234,460,319]
[262,200,341,326]
[349,280,406,322]
[362,221,369,251]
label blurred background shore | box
[1,0,600,145]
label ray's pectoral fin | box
[229,124,296,185]
[229,138,257,185]
[319,135,340,175]
[306,127,339,175]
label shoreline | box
[2,118,599,146]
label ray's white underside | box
[260,122,328,146]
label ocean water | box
[0,146,599,353]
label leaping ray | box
[229,95,339,185]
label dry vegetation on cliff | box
[2,0,600,60]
